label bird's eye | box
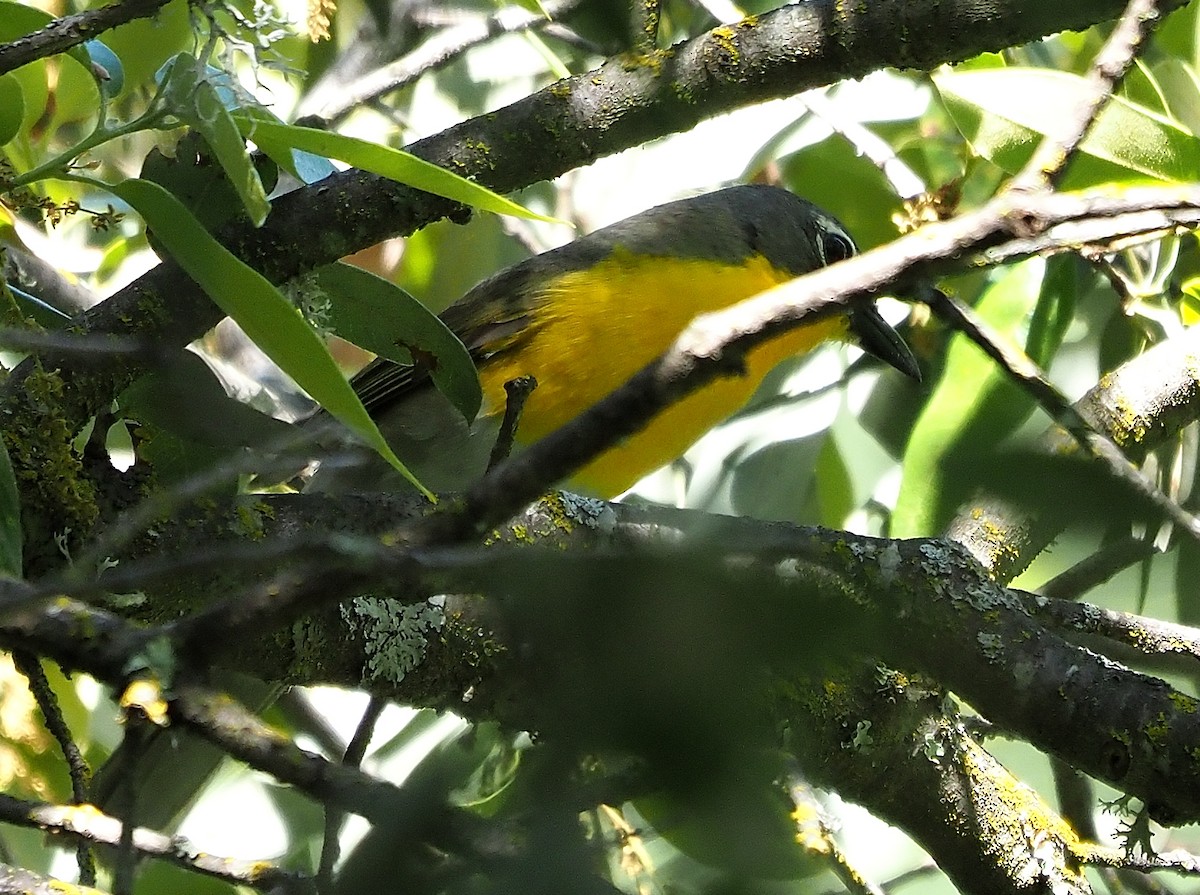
[821,231,855,265]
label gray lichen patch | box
[343,595,446,686]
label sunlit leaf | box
[222,105,336,183]
[231,115,559,222]
[1153,57,1200,139]
[935,68,1200,185]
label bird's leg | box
[487,375,538,471]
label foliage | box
[3,0,1200,894]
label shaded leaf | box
[119,351,294,448]
[111,178,432,498]
[316,262,481,421]
[0,74,24,145]
[140,130,277,232]
[0,437,21,577]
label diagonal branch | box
[0,0,177,76]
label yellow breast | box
[476,249,849,497]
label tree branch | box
[0,793,310,893]
[0,0,178,76]
[4,0,1172,441]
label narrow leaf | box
[935,68,1200,185]
[111,178,433,498]
[232,115,557,222]
[0,74,24,145]
[189,79,271,225]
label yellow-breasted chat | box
[311,184,920,497]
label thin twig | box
[487,375,538,472]
[0,863,109,895]
[0,328,155,358]
[1019,590,1200,673]
[1039,536,1158,601]
[304,0,581,123]
[170,684,405,824]
[927,287,1200,547]
[10,652,95,885]
[318,697,387,894]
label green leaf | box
[1121,59,1169,115]
[184,79,270,226]
[893,259,1047,537]
[934,68,1200,186]
[160,56,270,226]
[814,434,854,527]
[635,771,824,880]
[231,114,558,222]
[111,178,433,499]
[729,431,829,524]
[779,134,907,250]
[0,74,24,145]
[316,263,481,421]
[222,105,336,183]
[1152,57,1200,139]
[140,130,277,232]
[1176,530,1200,625]
[1024,254,1078,368]
[0,3,54,41]
[0,436,22,577]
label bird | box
[311,184,920,497]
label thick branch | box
[4,0,1172,437]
